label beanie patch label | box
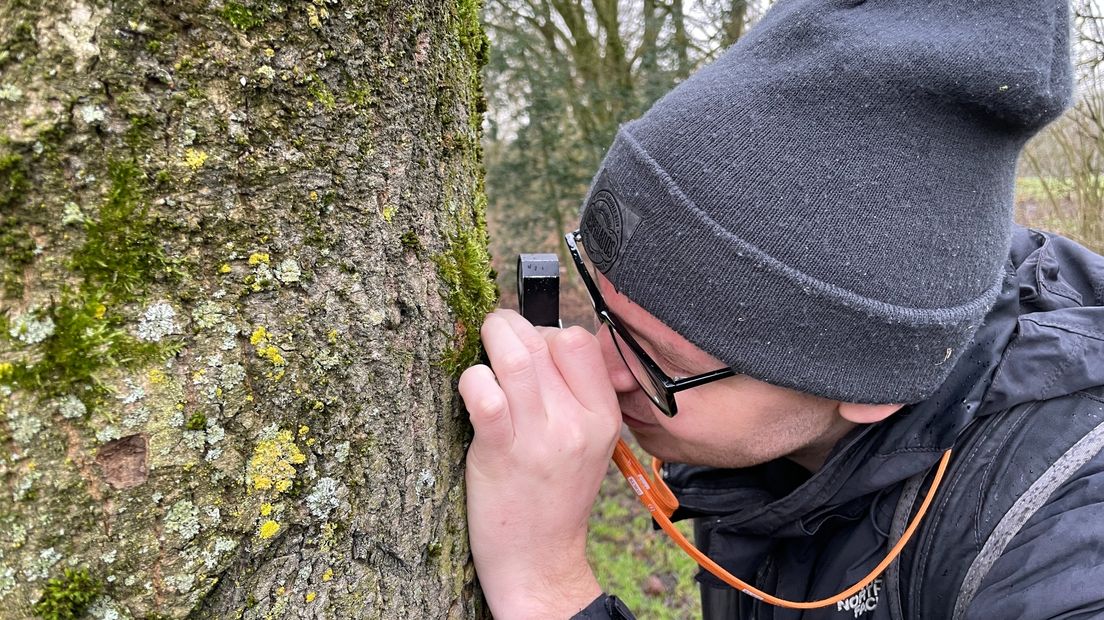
[581,170,641,276]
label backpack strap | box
[884,471,925,620]
[950,414,1104,619]
[886,389,1104,620]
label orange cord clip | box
[611,438,952,609]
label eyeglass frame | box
[565,229,736,417]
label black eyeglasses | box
[565,230,735,417]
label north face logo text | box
[836,578,882,618]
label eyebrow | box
[597,275,710,373]
[649,337,702,373]
[620,317,702,374]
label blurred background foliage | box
[482,0,775,325]
[479,1,1104,616]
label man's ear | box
[837,402,904,424]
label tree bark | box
[0,0,494,618]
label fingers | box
[480,312,548,431]
[478,310,617,444]
[491,310,575,403]
[496,310,555,359]
[548,326,620,419]
[459,364,514,450]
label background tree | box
[1020,0,1104,252]
[0,0,494,618]
[482,0,773,315]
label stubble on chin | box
[628,423,827,470]
[628,427,755,469]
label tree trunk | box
[0,0,494,618]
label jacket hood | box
[664,227,1104,538]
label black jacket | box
[577,227,1104,619]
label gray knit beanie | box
[579,0,1073,404]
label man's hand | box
[460,309,622,618]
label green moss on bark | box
[185,411,208,431]
[434,210,497,375]
[0,152,28,211]
[71,160,167,302]
[32,568,102,620]
[0,153,33,297]
[455,0,489,70]
[1,289,169,399]
[1,159,179,400]
[220,1,266,31]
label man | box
[460,0,1104,618]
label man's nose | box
[596,326,639,394]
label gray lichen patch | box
[135,301,179,342]
[57,394,87,419]
[305,476,343,520]
[164,499,201,542]
[6,402,44,444]
[0,83,23,102]
[7,309,56,345]
[274,258,301,284]
[23,547,63,582]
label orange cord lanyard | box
[611,438,953,609]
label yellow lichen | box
[320,522,338,554]
[322,568,333,582]
[309,190,318,202]
[184,148,209,170]
[306,4,322,29]
[260,502,273,516]
[257,345,286,366]
[248,252,270,266]
[305,592,316,603]
[248,430,307,493]
[250,326,287,367]
[259,520,280,539]
[0,362,13,381]
[326,329,338,344]
[218,263,232,274]
[264,47,275,58]
[298,425,309,437]
[148,369,167,384]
